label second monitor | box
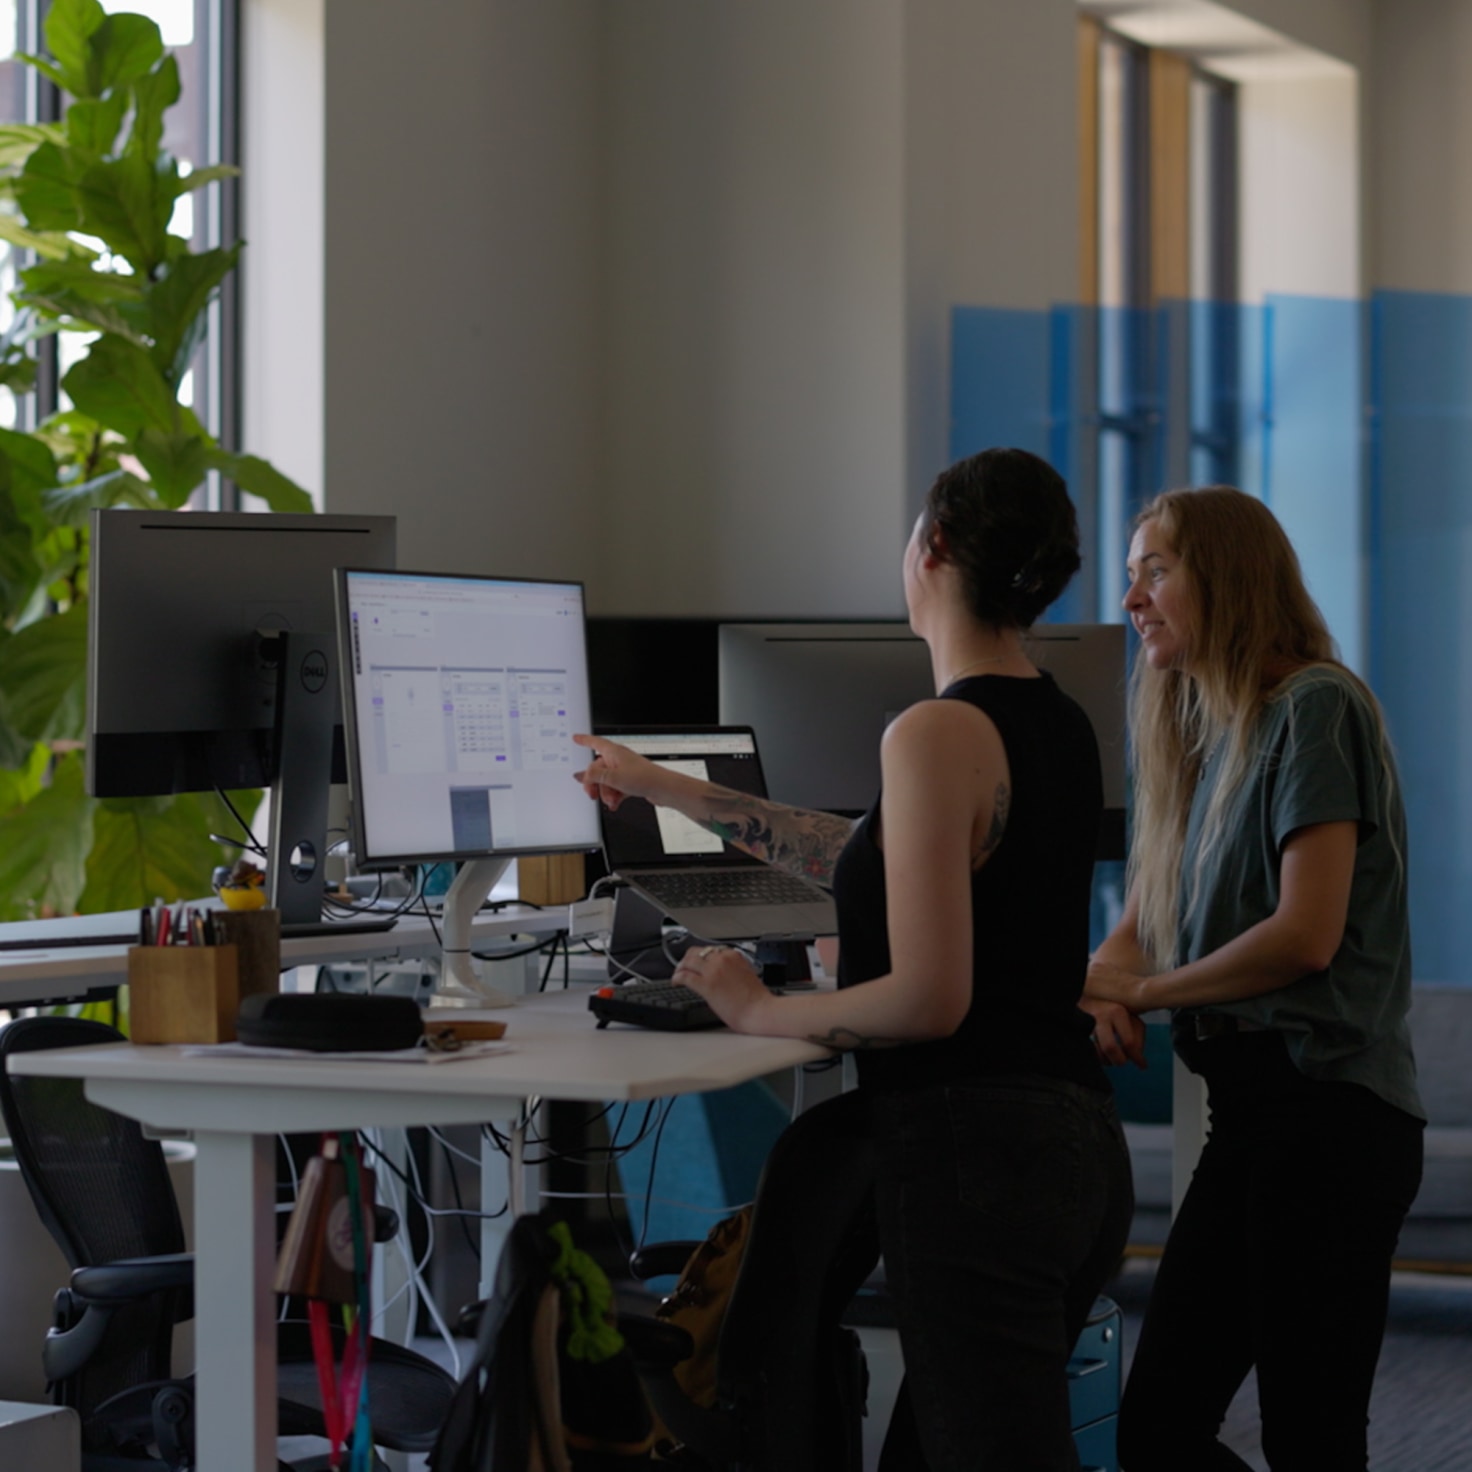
[718,621,1128,856]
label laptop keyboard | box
[637,870,822,908]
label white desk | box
[0,906,570,1010]
[8,986,825,1472]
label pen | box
[139,907,154,946]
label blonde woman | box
[1086,487,1424,1472]
[577,449,1134,1470]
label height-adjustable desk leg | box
[193,1130,278,1472]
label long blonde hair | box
[1128,487,1384,968]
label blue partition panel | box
[1370,290,1472,984]
[1262,295,1365,674]
[950,306,1052,465]
[950,305,1085,622]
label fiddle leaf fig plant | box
[0,0,311,920]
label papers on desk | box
[181,1041,513,1065]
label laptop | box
[595,726,838,941]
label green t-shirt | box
[1176,666,1424,1121]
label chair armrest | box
[70,1252,195,1305]
[628,1241,702,1280]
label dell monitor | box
[87,508,397,928]
[335,568,600,1001]
[718,621,1128,857]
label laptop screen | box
[595,727,769,870]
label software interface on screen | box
[596,730,765,868]
[339,569,600,865]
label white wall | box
[241,0,325,503]
[320,1,605,585]
[904,0,1078,517]
[1368,0,1472,294]
[597,0,906,617]
[249,0,1083,621]
[1237,71,1358,304]
[1215,0,1370,70]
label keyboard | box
[588,983,722,1032]
[635,870,821,909]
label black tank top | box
[833,672,1108,1094]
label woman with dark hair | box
[1085,487,1424,1471]
[575,447,1134,1469]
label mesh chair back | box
[0,1015,186,1416]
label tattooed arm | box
[669,699,1012,1048]
[572,733,855,884]
[685,789,855,886]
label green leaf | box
[172,162,240,196]
[67,92,128,155]
[0,214,78,261]
[0,601,88,743]
[92,14,164,95]
[0,688,35,768]
[128,53,179,163]
[0,122,66,170]
[0,741,51,811]
[144,244,238,383]
[0,502,42,623]
[0,427,60,533]
[0,357,38,394]
[14,142,85,234]
[81,789,245,912]
[0,752,95,921]
[33,410,122,477]
[62,334,177,437]
[16,258,149,342]
[40,468,156,526]
[204,450,315,513]
[133,428,209,507]
[75,152,168,273]
[11,53,72,97]
[43,0,108,98]
[20,259,143,308]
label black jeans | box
[871,1075,1135,1472]
[1118,1031,1425,1472]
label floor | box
[1107,1257,1472,1472]
[281,1254,1472,1470]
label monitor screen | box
[718,620,1127,854]
[87,509,397,797]
[337,568,601,867]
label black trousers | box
[872,1075,1135,1471]
[1118,1031,1425,1472]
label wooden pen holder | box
[128,944,240,1045]
[211,908,281,1004]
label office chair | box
[0,1015,456,1472]
[624,1089,878,1472]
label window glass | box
[5,2,231,457]
[0,1,25,429]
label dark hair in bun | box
[919,448,1081,628]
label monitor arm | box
[439,857,517,1006]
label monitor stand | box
[264,630,395,938]
[437,857,517,1006]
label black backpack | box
[430,1213,655,1472]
